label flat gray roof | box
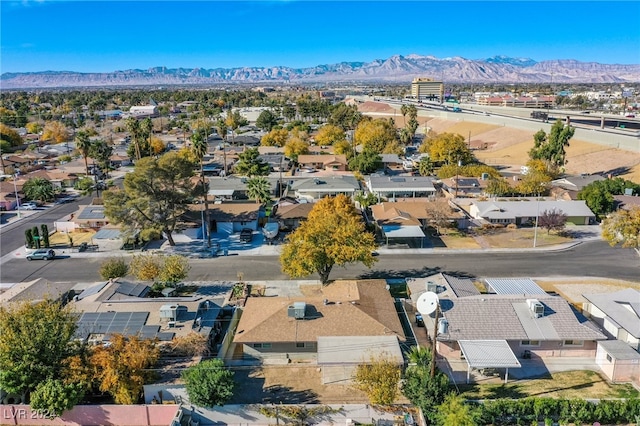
[459,340,521,368]
[485,278,547,295]
[583,288,640,338]
[598,340,640,360]
[368,175,435,191]
[317,336,403,365]
[443,274,481,298]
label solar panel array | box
[77,282,109,300]
[77,207,106,220]
[77,311,153,339]
[116,282,150,297]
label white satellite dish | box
[416,291,439,316]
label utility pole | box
[430,306,439,378]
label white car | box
[20,202,38,210]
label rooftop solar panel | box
[77,282,109,300]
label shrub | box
[99,258,129,280]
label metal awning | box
[381,225,426,238]
[208,189,235,196]
[459,340,521,383]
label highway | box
[1,240,638,284]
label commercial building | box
[410,77,444,102]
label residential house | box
[288,175,360,201]
[297,154,348,172]
[207,176,281,201]
[551,174,606,200]
[408,275,606,383]
[72,204,110,230]
[582,288,640,351]
[271,202,314,231]
[370,198,467,244]
[613,195,640,211]
[469,200,596,225]
[110,154,133,168]
[258,153,291,172]
[442,175,490,198]
[595,340,640,386]
[0,180,22,211]
[366,175,437,201]
[379,154,404,171]
[231,280,405,383]
[204,202,261,234]
[26,169,79,189]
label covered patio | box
[458,340,521,384]
[380,224,427,248]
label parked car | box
[240,228,253,243]
[26,249,55,261]
[20,202,38,210]
[415,313,425,327]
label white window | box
[252,343,272,349]
[606,354,613,362]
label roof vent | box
[287,302,306,319]
[527,299,544,318]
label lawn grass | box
[459,370,639,400]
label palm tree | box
[216,119,228,175]
[191,131,211,248]
[22,177,56,203]
[246,176,271,204]
[75,130,92,176]
[400,104,409,127]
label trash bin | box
[223,248,228,256]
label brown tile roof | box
[273,203,314,220]
[233,280,405,343]
[201,202,261,221]
[297,154,347,166]
[371,200,463,222]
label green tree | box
[401,347,450,424]
[328,103,362,130]
[90,334,159,405]
[25,228,34,249]
[602,206,640,249]
[182,359,235,407]
[280,194,377,284]
[23,177,56,202]
[74,177,96,195]
[225,109,248,144]
[99,258,129,280]
[88,139,114,176]
[0,123,23,147]
[30,380,84,419]
[103,152,196,246]
[75,130,92,176]
[32,226,41,248]
[40,224,50,248]
[125,117,143,161]
[234,147,270,177]
[436,393,479,426]
[353,354,402,405]
[417,156,433,176]
[529,120,575,170]
[256,109,279,132]
[246,176,272,204]
[191,130,212,248]
[0,300,78,401]
[486,177,513,197]
[348,147,382,174]
[578,178,640,217]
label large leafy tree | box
[348,147,382,174]
[42,121,69,143]
[0,300,78,400]
[261,128,289,147]
[90,334,159,405]
[315,124,346,146]
[328,103,362,131]
[0,122,23,147]
[284,137,310,163]
[182,359,235,407]
[538,208,568,234]
[353,354,402,405]
[256,109,279,132]
[401,347,450,424]
[234,147,270,177]
[529,120,575,170]
[103,152,197,246]
[191,130,212,247]
[280,194,377,284]
[246,176,272,204]
[22,177,56,202]
[420,132,473,165]
[89,139,114,176]
[602,206,640,250]
[578,178,640,218]
[354,117,398,154]
[225,109,248,144]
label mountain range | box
[2,54,639,89]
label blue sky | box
[1,1,639,73]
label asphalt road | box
[1,240,638,284]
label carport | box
[458,340,521,384]
[381,224,426,247]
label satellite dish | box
[417,292,439,316]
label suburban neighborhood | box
[1,77,640,426]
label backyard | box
[458,370,639,400]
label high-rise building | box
[411,78,444,102]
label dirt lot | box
[48,230,96,247]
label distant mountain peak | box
[2,54,638,89]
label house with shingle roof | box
[436,294,607,362]
[469,200,595,225]
[271,202,314,231]
[231,280,406,368]
[582,288,640,351]
[297,154,348,171]
[367,175,436,201]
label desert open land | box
[356,101,640,182]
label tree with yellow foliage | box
[314,124,346,146]
[261,128,289,147]
[90,334,159,405]
[150,136,166,155]
[354,118,397,154]
[284,136,310,163]
[353,353,402,405]
[42,121,70,143]
[602,206,640,250]
[280,195,377,284]
[420,132,473,165]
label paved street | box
[1,240,638,284]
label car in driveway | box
[20,202,38,210]
[26,249,55,261]
[415,313,425,327]
[240,228,253,243]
